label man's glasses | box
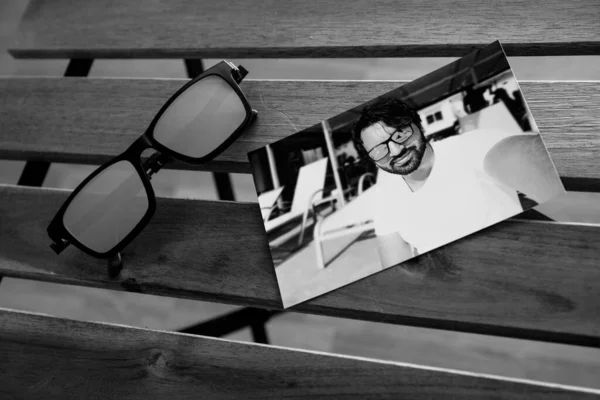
[47,60,256,271]
[367,123,415,162]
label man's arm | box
[483,134,566,204]
[376,232,414,269]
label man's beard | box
[380,137,427,175]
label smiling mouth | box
[392,150,413,167]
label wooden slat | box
[2,185,600,346]
[1,78,599,188]
[1,308,598,399]
[8,0,600,58]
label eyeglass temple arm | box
[50,235,122,277]
[50,240,123,278]
[107,252,123,278]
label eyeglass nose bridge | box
[121,134,173,176]
[387,140,405,156]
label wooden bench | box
[1,0,599,397]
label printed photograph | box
[247,41,566,308]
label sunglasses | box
[47,60,256,270]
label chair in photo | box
[264,157,330,247]
[313,172,378,269]
[257,185,285,221]
[1,0,599,398]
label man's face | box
[360,121,427,175]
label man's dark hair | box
[351,97,422,161]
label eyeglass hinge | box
[50,238,69,254]
[233,65,248,83]
[145,153,172,178]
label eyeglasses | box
[366,123,415,162]
[47,60,256,269]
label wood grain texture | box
[3,279,600,391]
[8,0,600,58]
[1,309,598,400]
[0,78,599,185]
[2,185,600,346]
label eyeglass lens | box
[153,75,247,159]
[62,160,149,254]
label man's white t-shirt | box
[373,128,524,255]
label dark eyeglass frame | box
[47,60,257,261]
[366,122,416,162]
